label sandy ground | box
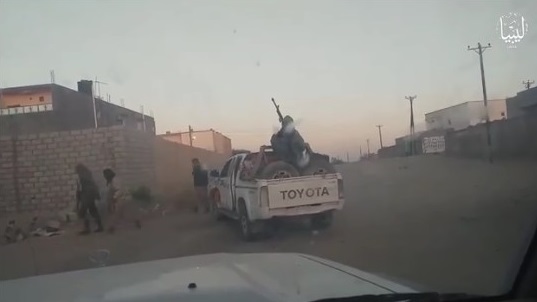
[1,155,537,296]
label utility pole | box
[91,80,98,128]
[188,125,194,146]
[376,125,384,148]
[50,70,55,84]
[94,77,108,99]
[468,42,493,163]
[523,80,535,90]
[140,105,146,132]
[359,146,362,159]
[366,139,370,157]
[405,95,417,155]
[346,152,350,162]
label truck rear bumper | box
[252,200,344,220]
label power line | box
[376,125,383,149]
[523,80,535,90]
[468,42,493,163]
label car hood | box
[0,253,416,302]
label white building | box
[425,99,507,131]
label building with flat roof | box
[0,81,155,136]
[159,129,232,156]
[506,86,537,119]
[425,99,507,131]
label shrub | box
[330,157,345,164]
[130,186,152,206]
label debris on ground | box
[30,220,65,237]
[4,217,66,243]
[89,249,110,267]
[4,220,27,244]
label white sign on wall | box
[422,136,446,154]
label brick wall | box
[117,129,156,191]
[0,127,155,214]
[154,138,228,208]
[0,127,228,215]
[445,113,537,160]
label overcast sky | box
[1,0,536,159]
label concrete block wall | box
[154,138,228,208]
[445,112,537,160]
[0,127,155,214]
[116,129,156,193]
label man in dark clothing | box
[270,115,309,168]
[192,158,209,213]
[75,163,103,234]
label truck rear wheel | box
[260,161,299,179]
[301,157,337,176]
[238,201,254,241]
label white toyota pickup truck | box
[208,149,345,240]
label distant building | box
[0,81,155,136]
[425,99,507,131]
[159,129,232,156]
[506,86,537,118]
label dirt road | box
[1,156,537,296]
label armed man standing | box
[270,98,310,169]
[192,158,209,213]
[75,163,103,234]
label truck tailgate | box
[265,174,340,209]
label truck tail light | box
[338,179,344,199]
[260,186,269,207]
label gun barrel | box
[271,98,284,123]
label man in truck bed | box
[270,115,309,168]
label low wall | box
[0,126,228,215]
[378,145,405,158]
[0,127,155,214]
[154,138,228,208]
[445,113,537,160]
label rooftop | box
[160,129,227,136]
[1,84,53,95]
[425,99,505,116]
[512,86,537,97]
[1,82,154,120]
